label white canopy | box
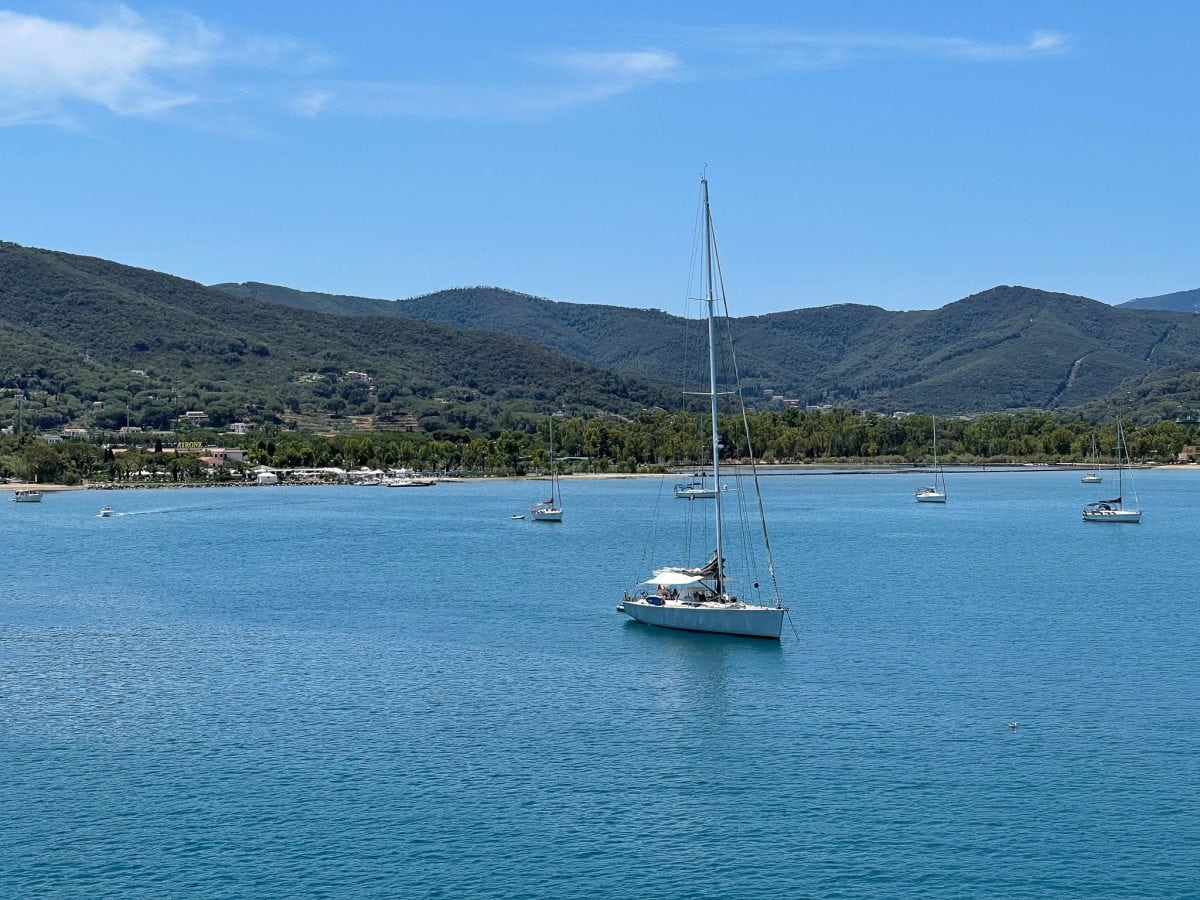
[641,571,704,587]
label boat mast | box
[702,175,724,595]
[549,415,557,504]
[932,415,939,489]
[1116,418,1124,506]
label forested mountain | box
[1118,288,1200,313]
[5,237,1200,441]
[0,243,677,434]
[219,281,1200,414]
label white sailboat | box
[11,489,43,502]
[1083,418,1141,523]
[530,415,563,522]
[618,175,788,640]
[672,471,730,500]
[1081,433,1103,483]
[914,416,947,503]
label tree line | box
[2,409,1194,485]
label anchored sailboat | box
[914,416,947,503]
[1081,433,1103,483]
[530,414,563,522]
[617,175,788,640]
[1082,419,1141,523]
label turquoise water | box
[3,471,1198,897]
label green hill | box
[0,242,677,434]
[218,281,1200,414]
[1118,288,1200,313]
[5,239,1199,438]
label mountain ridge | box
[216,280,1200,414]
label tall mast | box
[703,175,724,594]
[1117,418,1124,504]
[549,414,557,503]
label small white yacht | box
[1082,419,1141,524]
[914,416,947,503]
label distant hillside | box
[218,281,1200,414]
[1118,288,1200,313]
[0,242,677,434]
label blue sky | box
[1,2,1197,315]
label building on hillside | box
[180,411,209,425]
[228,422,252,435]
[209,448,248,464]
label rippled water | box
[3,470,1198,897]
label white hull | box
[12,491,42,503]
[1081,474,1103,483]
[915,489,946,503]
[530,508,562,522]
[1082,508,1141,523]
[673,481,730,500]
[618,596,785,639]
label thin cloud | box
[546,49,681,80]
[693,27,1071,71]
[0,9,1069,128]
[0,5,324,126]
[301,48,681,121]
[303,29,1064,121]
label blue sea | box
[3,469,1199,898]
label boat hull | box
[530,508,562,522]
[1082,508,1141,523]
[915,490,946,503]
[618,596,785,639]
[12,491,42,503]
[1081,475,1103,483]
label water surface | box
[3,471,1198,897]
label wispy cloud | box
[302,29,1065,121]
[692,27,1071,71]
[0,5,322,126]
[298,48,681,121]
[0,7,1069,128]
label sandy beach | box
[4,462,1195,494]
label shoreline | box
[4,462,1196,494]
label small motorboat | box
[99,507,114,517]
[510,514,526,520]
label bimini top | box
[641,570,705,587]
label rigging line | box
[784,607,802,641]
[637,470,672,582]
[708,205,784,607]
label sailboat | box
[914,415,947,503]
[1082,418,1141,523]
[1081,433,1103,483]
[530,415,563,522]
[617,175,788,640]
[672,471,730,500]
